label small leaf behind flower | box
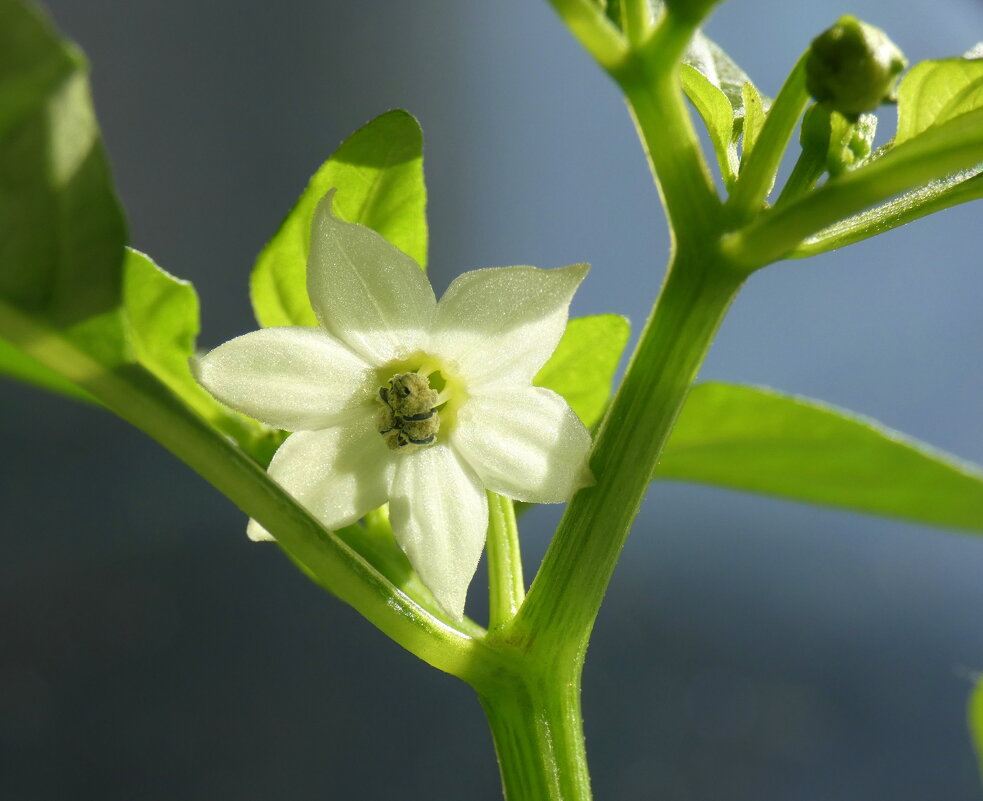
[125,249,278,461]
[657,382,983,532]
[534,314,630,429]
[251,110,428,328]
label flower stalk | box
[486,492,525,630]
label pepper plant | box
[2,0,983,798]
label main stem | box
[479,663,589,801]
[481,249,744,801]
[514,248,743,661]
[481,10,744,798]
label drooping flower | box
[194,191,593,618]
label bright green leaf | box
[124,249,279,463]
[250,110,428,328]
[678,29,771,189]
[970,676,983,786]
[683,31,751,111]
[740,81,766,166]
[680,64,739,187]
[685,31,764,122]
[657,382,983,531]
[896,56,983,145]
[534,314,630,429]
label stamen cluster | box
[377,372,440,450]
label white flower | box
[195,191,593,619]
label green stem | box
[480,663,590,801]
[615,16,722,245]
[545,0,628,71]
[776,144,826,204]
[487,492,525,630]
[727,54,809,219]
[622,0,654,46]
[725,106,983,269]
[791,167,983,257]
[509,247,744,663]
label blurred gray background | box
[2,1,982,799]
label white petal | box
[247,517,276,542]
[452,387,594,504]
[388,445,488,620]
[429,263,588,390]
[194,327,376,431]
[307,190,435,365]
[247,412,395,540]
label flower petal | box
[388,444,488,620]
[246,517,276,542]
[307,190,436,365]
[194,327,375,431]
[247,412,395,540]
[428,263,588,390]
[452,387,594,504]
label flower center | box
[376,372,441,451]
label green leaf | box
[0,0,138,407]
[0,0,274,462]
[250,110,428,328]
[677,30,772,189]
[970,675,983,786]
[896,55,983,145]
[0,0,81,139]
[740,81,766,166]
[656,382,983,531]
[124,249,279,462]
[684,31,763,122]
[534,314,630,429]
[0,0,127,353]
[680,64,739,187]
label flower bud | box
[805,15,907,119]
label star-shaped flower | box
[195,191,593,618]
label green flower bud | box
[805,15,907,119]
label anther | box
[376,372,440,452]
